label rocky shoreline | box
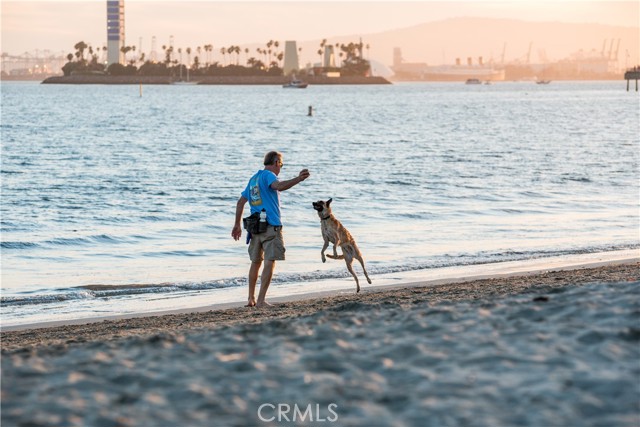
[41,74,391,85]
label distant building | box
[106,0,125,65]
[391,47,427,79]
[323,45,336,68]
[283,41,299,75]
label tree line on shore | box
[62,39,372,78]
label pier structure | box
[624,67,640,91]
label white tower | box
[323,45,335,68]
[283,41,299,75]
[106,0,125,65]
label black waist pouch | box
[243,212,268,234]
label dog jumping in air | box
[312,198,372,293]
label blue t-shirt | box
[241,170,282,226]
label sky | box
[1,0,638,64]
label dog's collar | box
[321,215,331,221]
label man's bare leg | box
[247,260,262,307]
[256,260,275,308]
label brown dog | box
[312,198,372,293]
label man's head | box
[264,151,283,175]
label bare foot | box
[245,299,256,307]
[256,301,274,309]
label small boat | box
[465,78,482,85]
[536,80,551,85]
[283,79,308,89]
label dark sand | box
[2,263,638,352]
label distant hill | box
[297,17,639,69]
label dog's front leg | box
[321,238,329,263]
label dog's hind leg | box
[354,250,372,284]
[344,252,361,293]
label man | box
[232,151,310,308]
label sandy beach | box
[2,261,639,426]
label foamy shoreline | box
[1,255,637,348]
[3,249,637,332]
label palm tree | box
[244,48,249,66]
[227,46,234,65]
[220,47,227,65]
[74,41,88,62]
[257,47,267,64]
[202,44,212,66]
[120,45,133,63]
[266,40,274,64]
[166,46,174,65]
[320,38,327,65]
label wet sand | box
[2,262,639,426]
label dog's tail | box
[326,254,344,260]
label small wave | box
[45,237,91,246]
[141,215,166,222]
[0,279,240,307]
[519,191,549,198]
[0,241,40,249]
[559,175,592,183]
[45,234,127,246]
[1,290,94,306]
[2,234,142,250]
[2,244,636,308]
[385,180,413,186]
[141,250,210,257]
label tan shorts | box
[248,225,285,262]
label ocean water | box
[1,80,638,326]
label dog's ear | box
[327,198,333,206]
